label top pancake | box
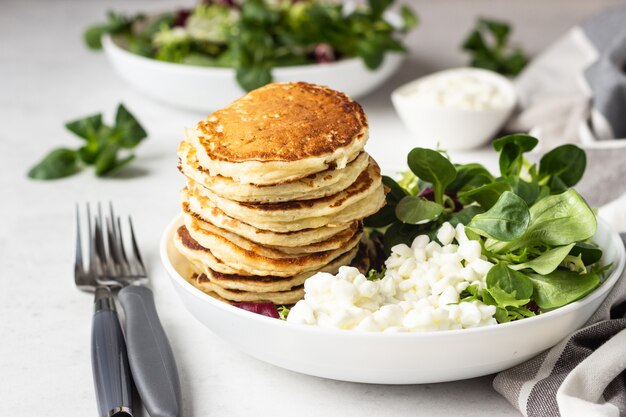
[189,82,369,185]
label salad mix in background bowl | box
[85,0,417,92]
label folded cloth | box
[507,5,626,146]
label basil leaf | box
[65,113,103,141]
[509,243,576,275]
[407,148,456,205]
[527,270,600,310]
[395,196,444,225]
[115,104,148,148]
[458,181,511,210]
[94,143,120,176]
[28,148,81,180]
[539,144,586,188]
[481,18,510,47]
[468,191,530,241]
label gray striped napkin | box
[493,257,626,417]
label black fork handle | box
[91,287,134,417]
[118,286,181,417]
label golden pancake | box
[187,245,359,293]
[185,159,385,232]
[178,140,371,203]
[182,197,353,247]
[184,209,362,255]
[175,225,361,277]
[188,82,368,185]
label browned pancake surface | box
[196,82,367,162]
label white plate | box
[103,35,404,112]
[160,215,624,384]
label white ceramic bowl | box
[160,216,624,384]
[102,35,404,112]
[391,68,517,150]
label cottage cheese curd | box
[287,223,497,332]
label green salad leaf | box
[363,132,603,323]
[527,270,600,310]
[509,243,575,275]
[396,196,444,224]
[407,148,456,205]
[468,191,530,241]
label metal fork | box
[75,203,133,417]
[76,203,181,417]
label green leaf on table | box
[65,113,103,141]
[28,148,81,180]
[480,18,510,47]
[407,148,456,205]
[461,17,528,76]
[395,196,444,225]
[509,243,576,275]
[94,143,120,176]
[527,270,600,310]
[468,191,530,241]
[458,181,511,209]
[114,104,148,148]
[539,144,586,189]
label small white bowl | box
[391,68,517,150]
[102,35,404,112]
[160,215,624,384]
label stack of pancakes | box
[174,82,386,304]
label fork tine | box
[87,203,96,275]
[94,203,109,277]
[116,216,131,272]
[128,216,147,276]
[75,204,84,275]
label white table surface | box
[2,1,624,416]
